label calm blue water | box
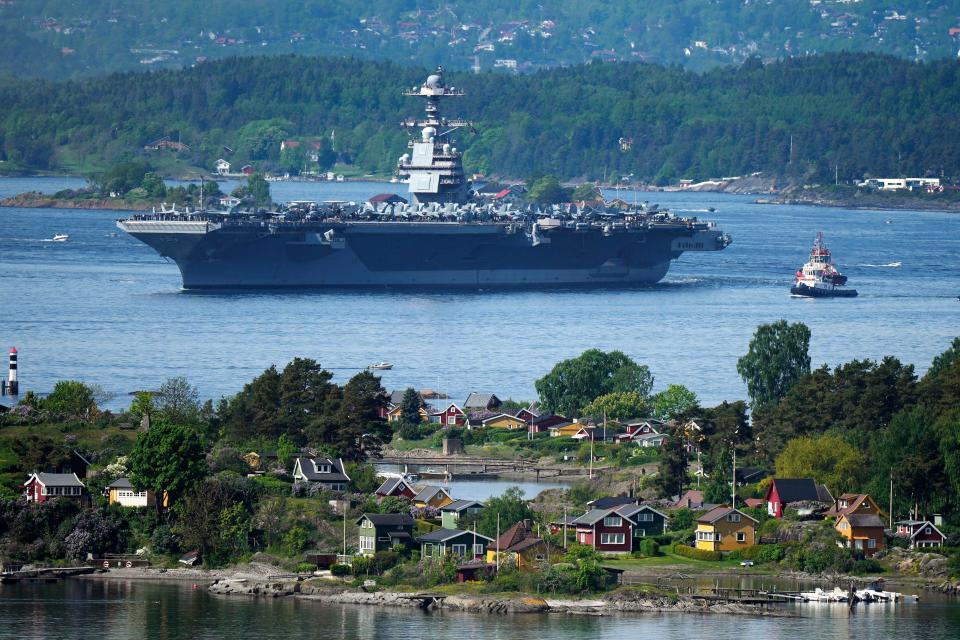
[0,178,957,410]
[0,579,958,639]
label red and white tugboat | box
[791,232,858,298]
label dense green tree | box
[527,175,570,204]
[775,434,867,496]
[650,384,699,421]
[867,407,949,518]
[246,173,272,206]
[128,422,207,509]
[580,391,647,422]
[474,487,533,538]
[399,387,423,426]
[654,431,687,499]
[535,349,653,418]
[10,435,72,474]
[752,357,916,461]
[333,371,389,461]
[43,380,97,419]
[571,183,600,201]
[736,320,811,409]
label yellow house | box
[413,485,454,509]
[548,422,582,438]
[387,405,430,423]
[482,413,528,430]
[485,520,562,570]
[106,477,168,508]
[694,506,757,552]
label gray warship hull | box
[119,219,726,289]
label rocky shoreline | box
[0,192,152,211]
[206,577,785,617]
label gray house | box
[292,457,351,491]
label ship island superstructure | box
[118,67,731,289]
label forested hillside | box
[1,53,958,183]
[2,0,959,79]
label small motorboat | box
[51,234,69,242]
[367,362,393,371]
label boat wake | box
[858,262,902,268]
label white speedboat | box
[51,234,69,242]
[367,362,393,370]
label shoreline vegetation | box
[3,172,959,213]
[3,334,959,612]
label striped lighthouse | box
[7,347,17,396]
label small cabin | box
[23,472,85,503]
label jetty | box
[0,566,99,583]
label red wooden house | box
[375,477,416,499]
[764,478,833,518]
[431,403,466,427]
[895,520,946,548]
[570,506,634,553]
[23,472,85,503]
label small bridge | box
[382,454,608,479]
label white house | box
[215,159,231,176]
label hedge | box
[670,542,722,561]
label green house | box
[440,499,484,529]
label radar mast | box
[397,67,472,205]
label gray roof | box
[294,457,350,483]
[571,508,614,526]
[464,392,500,409]
[770,478,834,504]
[107,477,134,489]
[441,499,484,513]
[588,496,638,509]
[376,477,412,495]
[26,472,84,488]
[845,514,885,528]
[356,513,415,527]
[413,485,451,503]
[419,528,493,543]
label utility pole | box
[495,512,501,572]
[342,509,347,557]
[563,505,568,549]
[731,447,737,506]
[589,432,594,480]
[889,470,894,529]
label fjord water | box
[1,579,959,640]
[0,177,958,407]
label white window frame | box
[868,538,876,549]
[451,544,467,556]
[736,532,746,542]
[603,516,622,527]
[447,415,457,425]
[727,513,741,523]
[359,536,375,551]
[637,512,654,522]
[473,543,484,556]
[599,533,625,545]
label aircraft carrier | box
[118,68,731,289]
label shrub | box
[330,563,351,577]
[670,542,721,561]
[741,543,787,564]
[851,558,885,575]
[296,562,316,573]
[668,509,694,532]
[283,525,308,555]
[636,538,660,557]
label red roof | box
[9,347,16,354]
[492,188,512,199]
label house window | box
[451,544,467,556]
[839,522,848,531]
[636,529,646,537]
[868,539,876,549]
[359,536,375,551]
[378,537,389,542]
[473,544,484,556]
[362,519,373,529]
[603,516,622,527]
[599,533,625,545]
[925,527,931,534]
[727,513,741,523]
[317,464,330,474]
[536,554,545,561]
[579,533,587,543]
[736,532,746,542]
[637,513,654,522]
[447,415,456,425]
